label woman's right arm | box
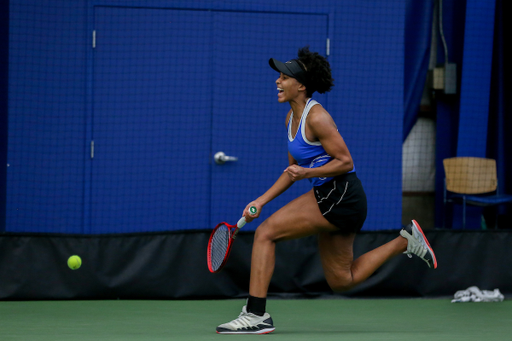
[243,109,295,221]
[243,152,296,222]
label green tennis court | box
[1,298,510,340]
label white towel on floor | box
[451,286,504,303]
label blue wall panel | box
[90,7,213,233]
[331,3,404,231]
[7,1,87,233]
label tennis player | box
[216,47,437,335]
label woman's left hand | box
[283,165,307,182]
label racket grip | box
[237,216,247,228]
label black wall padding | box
[1,230,511,300]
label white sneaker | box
[216,306,275,334]
[400,220,437,269]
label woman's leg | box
[249,189,338,298]
[318,231,407,292]
[217,188,412,334]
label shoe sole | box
[216,328,275,335]
[412,220,437,269]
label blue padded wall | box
[7,0,404,233]
[7,1,87,233]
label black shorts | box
[313,172,367,234]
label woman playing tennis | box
[216,47,437,335]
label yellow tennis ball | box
[67,255,82,270]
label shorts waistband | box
[335,172,358,181]
[315,172,358,188]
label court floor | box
[0,298,510,340]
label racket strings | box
[210,225,231,271]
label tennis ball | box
[67,255,82,270]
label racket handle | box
[237,216,247,228]
[237,206,258,228]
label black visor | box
[269,58,307,86]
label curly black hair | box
[297,46,334,97]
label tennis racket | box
[207,206,257,273]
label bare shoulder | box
[307,104,337,130]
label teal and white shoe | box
[400,220,438,269]
[216,306,275,334]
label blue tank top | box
[287,99,354,187]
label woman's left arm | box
[283,107,353,181]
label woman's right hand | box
[243,202,261,223]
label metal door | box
[91,7,212,233]
[210,12,329,229]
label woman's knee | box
[254,221,278,243]
[326,273,355,292]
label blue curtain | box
[403,0,434,141]
[487,0,512,223]
[0,0,8,232]
[436,0,512,228]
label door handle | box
[214,151,238,165]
